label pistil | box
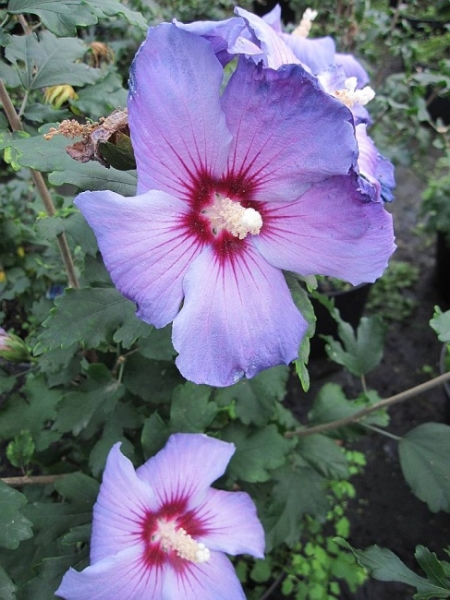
[155,520,210,563]
[205,194,263,240]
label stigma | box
[155,520,210,563]
[204,194,263,240]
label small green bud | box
[0,328,33,363]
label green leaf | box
[36,212,98,256]
[430,307,450,343]
[285,274,316,392]
[7,0,98,36]
[222,424,292,483]
[48,162,137,195]
[336,541,450,598]
[265,465,328,550]
[0,375,61,451]
[71,72,127,121]
[35,287,142,352]
[85,0,147,30]
[123,354,183,404]
[4,31,100,91]
[415,546,450,591]
[323,315,386,377]
[137,325,176,360]
[0,565,16,600]
[296,434,349,479]
[0,481,33,549]
[6,430,35,469]
[399,423,450,512]
[169,383,217,432]
[54,473,99,510]
[141,413,170,459]
[215,365,288,426]
[53,364,124,435]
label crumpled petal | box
[136,434,235,509]
[172,244,307,387]
[90,444,157,564]
[128,24,231,197]
[356,124,395,202]
[174,17,247,66]
[253,173,396,284]
[56,546,163,600]
[195,488,265,557]
[162,552,246,600]
[234,7,300,68]
[221,57,357,203]
[261,3,283,33]
[75,189,203,328]
[335,52,370,87]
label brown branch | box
[1,474,67,488]
[0,78,79,289]
[286,370,450,439]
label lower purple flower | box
[56,434,264,600]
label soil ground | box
[289,164,450,599]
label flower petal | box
[253,173,396,284]
[195,488,265,557]
[174,17,247,66]
[356,124,395,202]
[162,552,246,600]
[90,443,157,564]
[335,52,370,87]
[136,434,235,509]
[221,58,357,202]
[56,547,164,600]
[172,245,307,386]
[282,33,336,74]
[128,24,231,197]
[75,189,202,328]
[234,7,300,68]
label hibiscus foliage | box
[0,1,450,599]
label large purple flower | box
[75,24,395,386]
[56,434,264,599]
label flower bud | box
[0,328,33,363]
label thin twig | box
[286,370,450,439]
[1,474,67,488]
[0,78,79,288]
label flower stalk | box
[0,78,79,289]
[286,370,450,439]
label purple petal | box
[261,4,283,33]
[234,7,300,68]
[172,245,307,387]
[335,52,370,87]
[221,58,357,202]
[56,547,164,600]
[162,552,246,600]
[195,488,265,557]
[174,17,247,66]
[282,34,336,74]
[90,443,157,564]
[136,434,235,509]
[253,173,396,284]
[356,124,395,202]
[128,24,231,197]
[75,189,203,328]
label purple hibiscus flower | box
[75,24,395,387]
[56,434,264,599]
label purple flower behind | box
[56,434,265,600]
[74,23,395,386]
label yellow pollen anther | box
[332,77,375,108]
[206,195,263,240]
[156,521,210,564]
